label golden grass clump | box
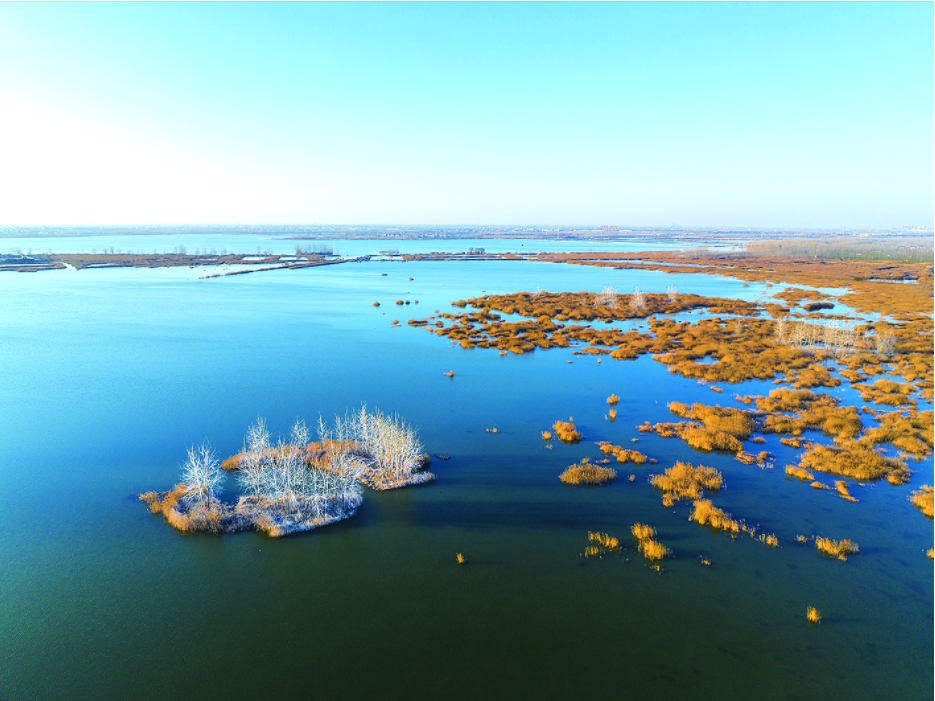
[798,440,909,484]
[139,483,187,516]
[607,394,619,405]
[631,523,655,540]
[690,499,741,535]
[796,535,808,543]
[649,461,722,506]
[589,531,620,550]
[584,531,621,558]
[751,389,863,441]
[552,419,582,443]
[862,410,933,459]
[647,420,745,453]
[807,607,821,624]
[680,424,744,453]
[541,431,552,441]
[597,442,648,465]
[834,481,858,503]
[784,464,814,481]
[928,548,934,560]
[815,537,859,561]
[608,408,617,421]
[909,486,934,519]
[221,453,245,471]
[631,523,668,560]
[456,553,465,565]
[667,402,755,440]
[780,437,803,448]
[559,457,616,486]
[141,483,228,534]
[759,533,779,548]
[852,378,916,408]
[639,539,669,561]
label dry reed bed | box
[414,288,931,410]
[630,523,669,561]
[560,458,616,486]
[649,461,722,507]
[534,249,933,316]
[650,393,927,489]
[909,486,933,519]
[405,277,931,571]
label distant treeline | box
[694,237,933,263]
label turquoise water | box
[0,257,931,700]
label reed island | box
[141,407,432,537]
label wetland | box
[0,236,931,700]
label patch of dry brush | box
[649,461,723,506]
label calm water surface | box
[0,255,931,700]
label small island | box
[141,407,433,537]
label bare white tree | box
[629,286,646,310]
[665,285,678,302]
[238,418,270,498]
[596,285,618,309]
[774,316,788,343]
[875,330,895,357]
[181,441,223,505]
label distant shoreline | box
[1,226,929,240]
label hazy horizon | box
[1,3,932,228]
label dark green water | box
[0,258,931,700]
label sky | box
[0,2,932,228]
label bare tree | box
[665,285,678,302]
[238,418,270,498]
[181,441,223,505]
[596,285,618,309]
[875,330,895,357]
[774,316,788,343]
[629,286,646,310]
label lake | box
[0,249,931,700]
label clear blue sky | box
[0,2,931,228]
